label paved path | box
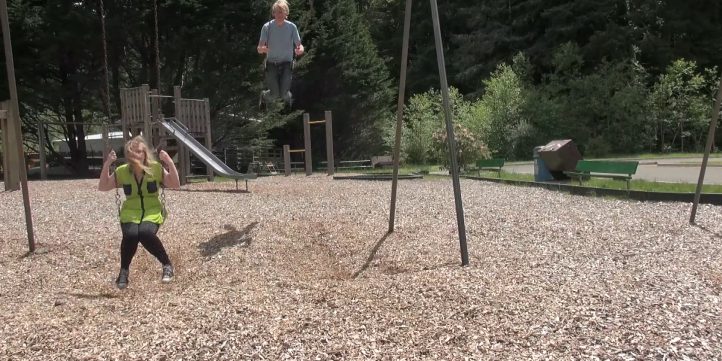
[502,157,722,184]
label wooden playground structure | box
[283,111,334,176]
[18,84,216,185]
[0,100,20,191]
[119,84,214,185]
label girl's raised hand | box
[158,150,173,165]
[105,150,117,166]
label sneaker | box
[162,264,174,283]
[284,91,293,108]
[116,268,129,289]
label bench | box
[320,160,372,171]
[475,158,505,177]
[564,160,639,189]
[338,160,372,170]
[289,161,305,172]
[371,155,394,168]
[247,161,278,175]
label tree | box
[390,87,483,165]
[477,62,528,159]
[294,0,393,158]
[650,59,718,152]
[450,0,635,97]
[629,0,722,77]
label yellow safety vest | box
[115,162,165,224]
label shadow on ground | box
[199,222,258,257]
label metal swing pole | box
[690,74,722,224]
[429,0,469,266]
[388,0,413,233]
[1,0,36,252]
[388,0,469,266]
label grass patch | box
[594,152,722,160]
[465,170,534,182]
[349,164,439,175]
[671,161,722,166]
[504,152,722,163]
[582,178,722,193]
[464,170,722,193]
[192,160,722,194]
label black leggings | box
[120,222,171,270]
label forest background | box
[1,0,721,173]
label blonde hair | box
[124,135,157,175]
[272,0,289,16]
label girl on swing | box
[98,135,181,289]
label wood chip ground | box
[1,176,721,360]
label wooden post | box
[38,119,46,180]
[120,89,127,140]
[283,144,291,176]
[1,100,18,190]
[1,0,35,251]
[102,125,109,161]
[0,107,8,187]
[174,86,187,185]
[150,88,161,147]
[142,84,152,144]
[120,88,131,141]
[303,113,312,176]
[325,111,334,176]
[203,98,213,181]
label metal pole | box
[690,74,722,224]
[1,0,36,252]
[430,0,469,266]
[389,0,413,233]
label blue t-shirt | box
[259,20,302,63]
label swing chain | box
[114,185,122,218]
[160,185,168,219]
[109,160,121,218]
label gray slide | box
[158,118,257,186]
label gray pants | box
[263,61,293,106]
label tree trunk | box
[72,81,89,176]
[112,54,122,116]
[680,119,684,152]
[60,50,89,176]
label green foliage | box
[629,0,722,76]
[296,0,393,159]
[477,62,528,159]
[649,59,719,152]
[396,89,441,164]
[4,0,722,171]
[538,43,653,156]
[387,87,489,165]
[432,123,491,168]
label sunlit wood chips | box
[1,176,721,360]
